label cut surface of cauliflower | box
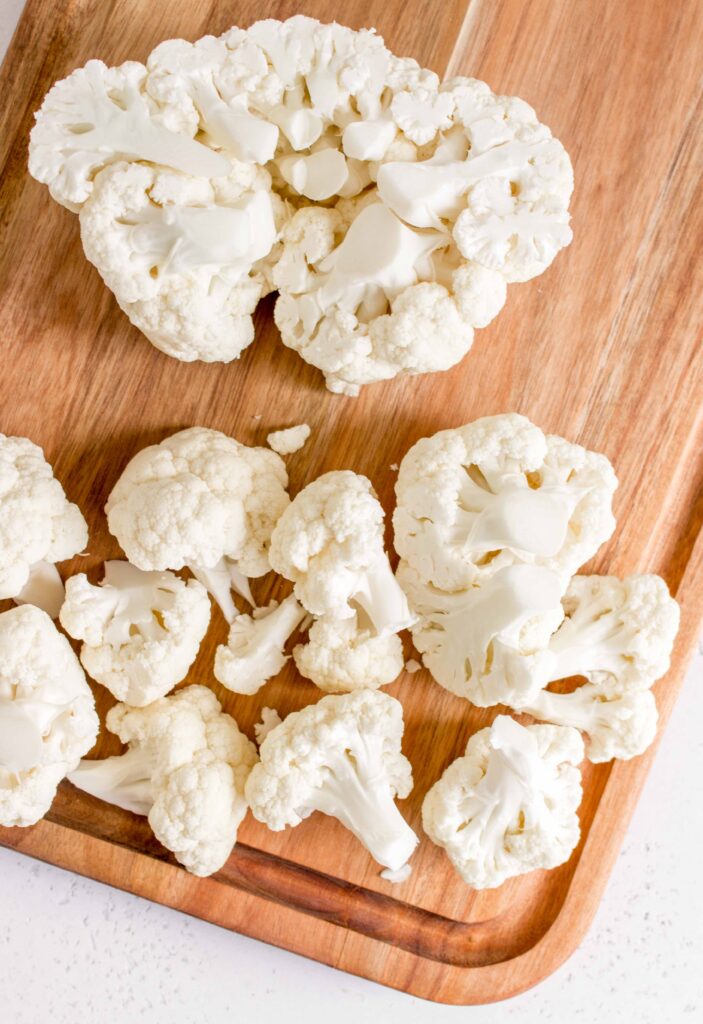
[59,561,211,706]
[0,434,88,618]
[0,606,99,827]
[422,715,583,889]
[214,594,306,694]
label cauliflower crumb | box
[404,658,422,673]
[254,707,283,745]
[266,424,311,456]
[380,862,412,883]
[390,463,399,472]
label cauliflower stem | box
[190,556,255,618]
[68,747,155,815]
[352,552,415,636]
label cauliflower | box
[67,685,257,876]
[214,594,306,694]
[59,561,211,706]
[394,413,617,591]
[254,707,282,744]
[246,689,418,871]
[0,434,88,618]
[266,424,311,456]
[0,606,99,827]
[268,470,414,635]
[422,715,583,889]
[79,161,278,362]
[398,561,564,707]
[105,427,289,620]
[512,574,679,762]
[293,613,404,692]
[28,59,229,211]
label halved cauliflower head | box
[0,434,88,617]
[0,606,99,827]
[293,613,404,693]
[79,160,281,362]
[268,470,414,636]
[422,715,583,889]
[59,561,211,706]
[246,689,418,871]
[394,413,617,591]
[105,427,289,620]
[68,685,258,876]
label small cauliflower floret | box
[293,614,404,693]
[521,682,658,764]
[28,59,229,211]
[79,161,278,362]
[59,561,211,706]
[268,470,414,635]
[394,413,617,591]
[399,562,564,707]
[254,707,283,745]
[214,594,306,694]
[422,715,583,889]
[246,689,418,871]
[0,434,88,618]
[106,427,289,621]
[266,424,311,456]
[67,685,257,876]
[0,606,99,827]
[146,35,279,163]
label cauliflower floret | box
[268,470,414,635]
[293,613,404,692]
[106,427,289,620]
[79,161,278,362]
[0,434,88,617]
[399,561,564,707]
[266,424,311,456]
[246,689,418,870]
[68,685,258,876]
[59,561,211,706]
[422,715,583,889]
[254,707,283,745]
[394,413,617,591]
[214,594,306,694]
[28,59,229,211]
[0,606,99,827]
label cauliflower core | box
[0,606,99,827]
[0,434,88,618]
[394,413,617,590]
[30,17,573,392]
[268,470,414,636]
[246,689,418,871]
[59,561,211,706]
[422,715,583,889]
[105,427,289,619]
[68,685,257,876]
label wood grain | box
[1,0,702,1005]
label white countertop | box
[2,4,701,1020]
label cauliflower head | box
[0,606,99,827]
[246,689,418,870]
[268,470,413,635]
[422,715,583,889]
[394,413,617,591]
[0,434,88,617]
[68,685,258,876]
[59,561,211,706]
[293,613,404,693]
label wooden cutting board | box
[1,0,701,1005]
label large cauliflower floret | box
[394,413,617,591]
[59,561,211,706]
[268,470,414,636]
[293,613,404,693]
[68,685,258,876]
[246,689,418,870]
[79,161,279,362]
[28,59,230,211]
[214,594,306,694]
[399,561,564,707]
[422,715,583,889]
[0,606,99,827]
[105,427,289,619]
[0,434,88,618]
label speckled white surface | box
[2,3,702,1019]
